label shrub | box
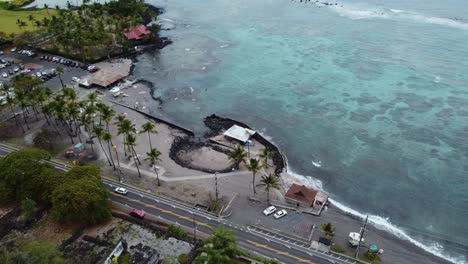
[33,128,55,151]
[21,197,37,220]
[177,253,188,264]
[167,224,187,239]
[330,244,347,254]
[364,250,381,262]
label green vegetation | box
[244,158,262,195]
[33,128,55,151]
[330,243,347,254]
[167,224,187,239]
[177,253,189,264]
[362,250,381,262]
[0,240,66,264]
[20,197,37,220]
[0,148,111,225]
[260,173,281,203]
[118,252,130,264]
[321,222,336,239]
[258,147,275,168]
[0,9,57,34]
[194,225,241,264]
[227,145,247,170]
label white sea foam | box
[327,4,468,30]
[282,166,466,264]
[312,160,322,168]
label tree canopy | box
[0,149,53,203]
[51,177,110,224]
[194,225,241,264]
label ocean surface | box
[30,0,468,263]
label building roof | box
[285,183,318,205]
[123,25,151,40]
[223,125,256,143]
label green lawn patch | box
[0,9,57,34]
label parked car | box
[129,209,145,219]
[36,72,42,78]
[0,51,4,55]
[273,209,288,219]
[11,48,16,52]
[89,68,99,73]
[0,65,5,69]
[72,77,80,82]
[87,65,96,71]
[263,206,277,216]
[2,72,8,78]
[13,67,19,72]
[114,187,129,195]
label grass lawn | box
[0,9,57,34]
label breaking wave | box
[327,4,468,30]
[283,167,466,264]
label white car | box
[36,72,42,77]
[72,77,80,82]
[263,206,277,216]
[11,47,16,52]
[273,209,288,219]
[114,187,129,195]
[110,87,120,93]
[87,65,96,71]
[13,67,19,72]
[2,72,8,78]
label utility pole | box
[355,215,369,258]
[192,213,197,243]
[214,172,219,202]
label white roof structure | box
[223,125,256,143]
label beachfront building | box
[285,183,328,210]
[223,125,256,144]
[123,25,152,41]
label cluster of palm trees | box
[11,1,149,60]
[1,73,164,185]
[228,145,280,203]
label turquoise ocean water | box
[31,0,468,262]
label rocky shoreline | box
[204,114,286,175]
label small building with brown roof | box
[285,183,328,210]
[123,25,151,40]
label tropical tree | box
[259,147,275,168]
[116,118,136,157]
[260,174,281,203]
[93,126,113,167]
[56,66,64,89]
[321,222,336,238]
[51,177,111,224]
[103,131,117,170]
[244,158,261,195]
[227,145,247,170]
[145,148,161,186]
[194,225,240,264]
[125,133,141,177]
[140,121,158,151]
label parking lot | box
[0,47,89,92]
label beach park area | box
[0,46,453,264]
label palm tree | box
[56,66,65,89]
[228,145,247,170]
[260,174,281,204]
[140,121,158,151]
[94,126,113,165]
[117,118,136,158]
[244,158,261,195]
[99,104,115,132]
[259,147,275,168]
[145,148,162,186]
[103,131,117,171]
[125,133,141,177]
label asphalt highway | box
[0,144,357,264]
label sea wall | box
[204,114,286,175]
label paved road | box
[0,144,359,264]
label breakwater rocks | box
[204,114,286,175]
